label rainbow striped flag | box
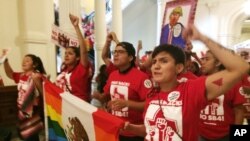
[44,80,125,141]
[43,80,67,141]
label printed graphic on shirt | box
[17,79,30,107]
[145,96,182,141]
[200,95,225,124]
[110,81,129,117]
[16,77,37,119]
[65,73,72,90]
[239,86,250,98]
[56,72,72,92]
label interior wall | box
[0,0,56,86]
[0,0,22,85]
[122,0,250,57]
[122,0,157,55]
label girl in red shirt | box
[3,54,46,141]
[55,14,91,102]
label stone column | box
[91,0,107,107]
[59,0,81,34]
[112,0,122,41]
[94,0,107,74]
[17,0,56,80]
[156,0,163,45]
[57,0,81,74]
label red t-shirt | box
[199,82,246,139]
[105,61,118,76]
[241,75,250,119]
[104,67,153,136]
[144,77,207,141]
[55,63,90,101]
[177,71,198,82]
[139,68,152,79]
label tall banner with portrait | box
[160,0,198,49]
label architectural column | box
[94,0,107,73]
[92,0,107,107]
[112,0,122,41]
[17,0,57,80]
[156,0,163,45]
[59,0,81,34]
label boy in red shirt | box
[123,24,249,141]
[94,42,152,141]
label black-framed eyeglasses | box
[111,50,127,55]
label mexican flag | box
[43,80,124,141]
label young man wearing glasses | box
[93,39,152,141]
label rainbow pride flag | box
[43,80,67,141]
[44,80,125,141]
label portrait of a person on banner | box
[160,6,185,48]
[160,1,197,49]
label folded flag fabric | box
[44,80,125,141]
[61,93,125,141]
[43,80,67,141]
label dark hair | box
[184,51,192,61]
[152,44,186,65]
[117,42,136,66]
[145,51,153,55]
[67,46,80,57]
[25,54,46,74]
[192,61,200,75]
[206,50,225,71]
[96,64,108,93]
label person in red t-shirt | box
[199,50,246,141]
[93,41,153,141]
[241,69,250,124]
[122,24,249,141]
[55,14,91,102]
[177,51,198,83]
[3,53,46,141]
[135,40,153,79]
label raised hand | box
[69,14,79,27]
[111,32,119,44]
[182,24,203,42]
[107,32,119,44]
[106,32,114,43]
[137,40,142,51]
